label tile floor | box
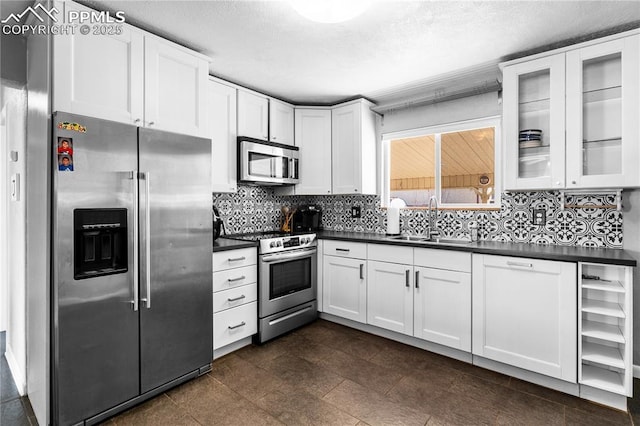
[3,320,640,425]
[1,332,37,426]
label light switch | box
[11,173,20,201]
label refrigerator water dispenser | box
[74,208,128,279]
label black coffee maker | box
[213,206,224,240]
[292,205,322,232]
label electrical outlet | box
[351,206,361,219]
[532,208,546,226]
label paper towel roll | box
[387,207,400,235]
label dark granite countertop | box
[213,237,258,253]
[316,231,637,267]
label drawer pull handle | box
[336,248,350,253]
[415,270,419,289]
[506,261,533,268]
[228,256,246,262]
[359,264,364,280]
[228,321,246,330]
[227,295,246,302]
[405,270,410,287]
[227,275,246,282]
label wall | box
[214,186,622,249]
[2,85,27,395]
[1,34,27,85]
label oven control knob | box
[302,237,308,244]
[270,241,276,248]
[276,241,282,247]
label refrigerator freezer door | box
[138,127,213,392]
[52,112,140,425]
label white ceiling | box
[40,1,640,104]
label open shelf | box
[581,299,625,318]
[582,278,624,293]
[581,364,625,395]
[582,341,625,369]
[582,320,625,344]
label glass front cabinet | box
[503,32,639,190]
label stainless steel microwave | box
[238,137,299,186]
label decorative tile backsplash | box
[213,185,623,248]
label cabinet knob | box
[555,181,561,186]
[134,118,141,124]
[148,121,155,126]
[572,180,577,185]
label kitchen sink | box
[385,235,472,245]
[386,235,430,242]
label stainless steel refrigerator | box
[51,112,213,425]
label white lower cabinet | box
[364,245,471,351]
[579,262,633,397]
[213,302,257,350]
[367,260,413,335]
[323,242,367,323]
[414,266,471,351]
[472,254,577,382]
[212,248,258,351]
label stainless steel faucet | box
[426,195,439,240]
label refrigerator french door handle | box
[141,172,152,309]
[131,171,139,311]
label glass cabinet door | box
[566,35,640,188]
[503,54,566,190]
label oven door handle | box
[261,248,317,263]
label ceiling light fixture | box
[290,0,371,24]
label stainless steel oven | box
[257,234,317,342]
[226,232,318,343]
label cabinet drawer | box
[213,283,257,313]
[213,247,257,271]
[213,265,257,292]
[414,248,471,273]
[323,240,367,259]
[213,301,257,350]
[367,244,413,264]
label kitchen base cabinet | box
[414,266,471,352]
[472,254,577,383]
[579,262,633,403]
[322,242,367,323]
[367,260,413,335]
[212,248,258,354]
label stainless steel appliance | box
[228,232,317,342]
[238,136,299,185]
[51,112,213,425]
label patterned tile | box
[213,186,624,248]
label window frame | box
[381,116,502,210]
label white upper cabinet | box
[52,1,209,138]
[503,54,566,190]
[53,19,144,125]
[503,31,640,190]
[269,99,294,145]
[144,37,209,137]
[565,36,640,189]
[331,99,378,195]
[208,79,237,193]
[237,90,269,140]
[294,108,332,195]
